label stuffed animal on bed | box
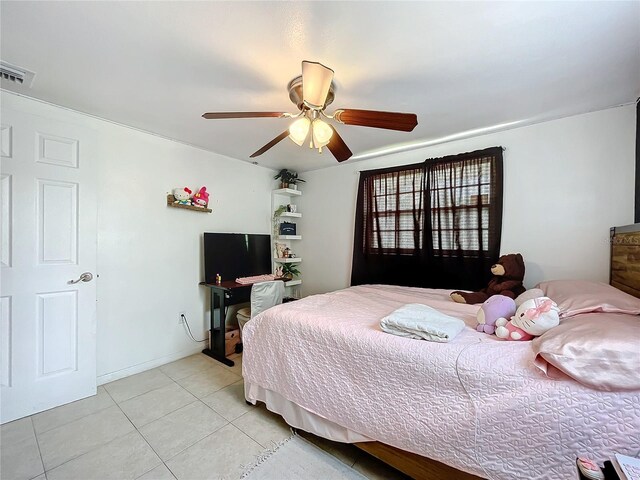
[514,288,544,308]
[495,296,560,341]
[476,295,517,335]
[450,253,526,304]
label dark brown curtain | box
[351,147,503,290]
[635,99,639,223]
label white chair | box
[236,280,285,334]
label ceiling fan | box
[202,61,418,163]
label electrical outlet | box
[178,311,186,325]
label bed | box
[242,228,640,479]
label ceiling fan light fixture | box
[301,61,334,109]
[202,60,416,163]
[311,119,333,148]
[288,116,311,146]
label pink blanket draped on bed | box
[242,285,640,480]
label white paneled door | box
[1,107,97,423]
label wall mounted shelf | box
[284,279,302,287]
[274,257,302,263]
[278,235,302,240]
[273,188,302,196]
[167,194,212,213]
[280,212,302,218]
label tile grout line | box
[108,362,238,406]
[116,382,204,430]
[130,397,230,479]
[43,432,138,476]
[108,387,166,479]
[100,387,166,480]
[111,383,230,462]
[104,371,176,404]
[32,388,114,436]
[29,416,46,478]
[155,415,230,464]
[161,462,179,480]
[109,381,180,430]
[42,387,142,475]
[12,356,250,480]
[37,377,220,477]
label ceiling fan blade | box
[327,126,353,163]
[202,112,286,119]
[301,61,334,108]
[249,130,290,158]
[333,109,418,132]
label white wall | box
[2,92,273,383]
[95,123,273,383]
[297,105,636,295]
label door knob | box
[68,272,94,285]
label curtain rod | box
[356,146,506,173]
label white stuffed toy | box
[495,296,560,341]
[173,187,192,205]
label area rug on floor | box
[241,433,368,480]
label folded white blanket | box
[380,303,465,343]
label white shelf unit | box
[272,187,303,298]
[273,188,302,196]
[274,257,302,263]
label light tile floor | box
[0,353,408,480]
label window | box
[352,147,503,288]
[366,165,424,254]
[427,152,498,256]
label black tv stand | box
[199,280,251,367]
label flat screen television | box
[203,232,271,284]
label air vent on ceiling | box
[0,61,35,88]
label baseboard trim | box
[97,344,205,385]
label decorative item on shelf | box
[283,247,292,258]
[192,186,209,208]
[173,187,192,205]
[167,187,212,213]
[273,205,287,234]
[275,242,286,259]
[281,263,300,280]
[279,222,297,235]
[274,169,305,190]
[274,265,284,277]
[286,204,297,213]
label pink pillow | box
[536,279,640,318]
[532,313,640,391]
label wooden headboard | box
[610,224,640,298]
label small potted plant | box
[281,263,300,280]
[274,169,305,190]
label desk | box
[199,281,251,367]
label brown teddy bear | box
[450,253,526,304]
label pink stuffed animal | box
[495,297,559,341]
[476,295,516,335]
[192,186,209,208]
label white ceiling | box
[1,1,638,172]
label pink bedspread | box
[242,285,640,479]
